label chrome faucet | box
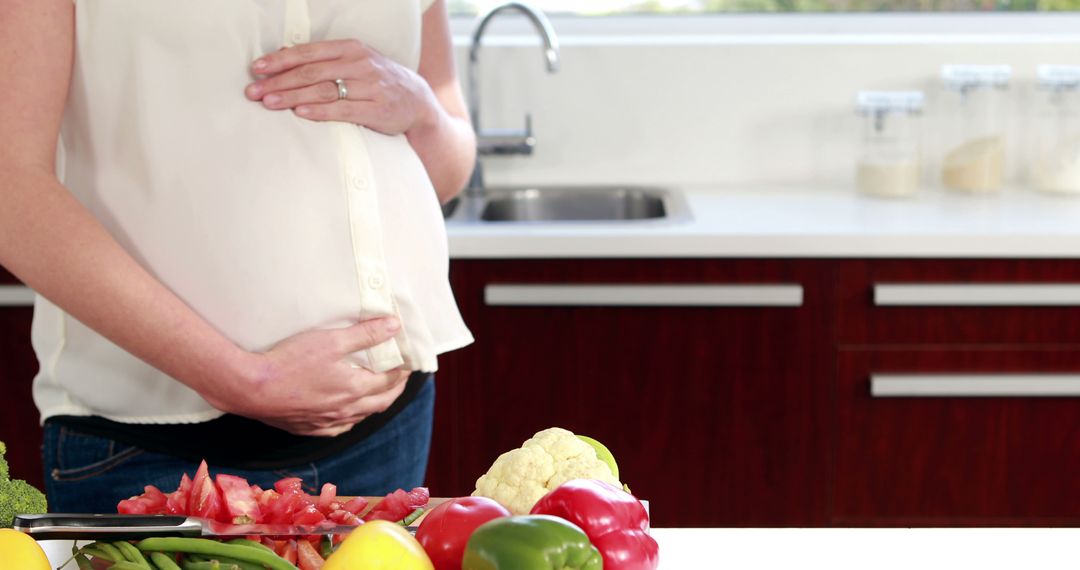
[466,2,560,197]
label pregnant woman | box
[0,0,474,512]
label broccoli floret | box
[0,441,8,480]
[0,440,48,527]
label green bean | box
[136,538,294,570]
[399,507,425,526]
[149,552,183,570]
[73,552,94,570]
[319,536,334,560]
[183,560,247,570]
[109,562,150,570]
[180,561,223,570]
[183,553,260,570]
[114,540,153,568]
[225,538,275,554]
[82,541,125,563]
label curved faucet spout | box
[468,2,560,132]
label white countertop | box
[446,186,1080,259]
[649,528,1080,569]
[42,528,1080,569]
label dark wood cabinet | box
[5,257,1080,526]
[833,347,1080,526]
[428,259,834,528]
[0,268,43,489]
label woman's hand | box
[245,40,438,136]
[211,317,412,437]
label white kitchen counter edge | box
[446,185,1080,259]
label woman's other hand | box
[212,317,411,437]
[245,40,437,137]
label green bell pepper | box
[462,514,604,570]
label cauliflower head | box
[472,427,621,514]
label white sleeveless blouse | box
[32,0,472,424]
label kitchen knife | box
[13,513,407,540]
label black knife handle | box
[13,514,200,540]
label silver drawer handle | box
[874,283,1080,306]
[484,284,803,307]
[0,285,34,307]
[871,374,1080,397]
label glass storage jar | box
[1031,65,1080,194]
[938,64,1012,193]
[855,91,924,198]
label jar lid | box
[942,64,1012,90]
[1038,65,1080,89]
[855,91,924,115]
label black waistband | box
[47,372,430,470]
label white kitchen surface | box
[40,528,1080,569]
[447,185,1080,258]
[648,528,1080,569]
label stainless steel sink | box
[481,187,665,222]
[444,186,687,224]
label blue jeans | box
[42,378,434,513]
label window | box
[449,0,1080,14]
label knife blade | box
[13,513,403,540]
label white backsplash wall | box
[456,26,1080,189]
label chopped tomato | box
[117,485,167,515]
[296,538,325,570]
[363,487,430,522]
[276,540,298,564]
[216,473,262,524]
[265,489,305,524]
[328,509,362,526]
[274,477,304,495]
[291,503,326,526]
[342,496,368,515]
[188,460,225,521]
[316,483,337,513]
[255,489,279,510]
[165,473,192,515]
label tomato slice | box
[188,460,225,521]
[342,497,368,516]
[328,509,362,526]
[216,473,263,524]
[274,477,304,494]
[165,473,192,515]
[316,483,337,513]
[277,540,298,564]
[363,487,430,522]
[291,503,326,526]
[296,538,325,570]
[117,485,169,515]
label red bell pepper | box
[530,479,659,570]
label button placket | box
[283,0,311,46]
[336,124,406,372]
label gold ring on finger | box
[335,78,348,100]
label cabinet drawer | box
[833,347,1080,526]
[839,260,1080,344]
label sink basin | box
[443,185,688,224]
[474,186,674,223]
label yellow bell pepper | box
[324,520,434,570]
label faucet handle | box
[477,113,536,156]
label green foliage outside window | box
[449,0,1080,14]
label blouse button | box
[291,31,305,44]
[351,175,368,190]
[367,274,385,290]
